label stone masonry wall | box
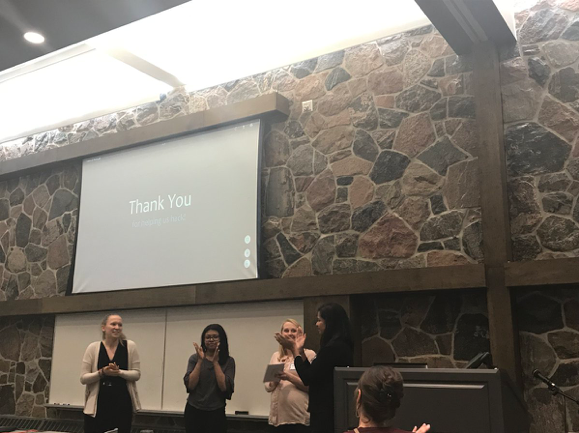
[359,290,489,368]
[0,165,80,301]
[504,0,579,260]
[516,289,579,432]
[0,316,54,417]
[259,28,482,276]
[1,26,483,283]
[503,3,579,428]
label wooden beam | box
[415,0,516,55]
[101,47,185,88]
[473,41,521,387]
[0,93,289,180]
[0,264,485,317]
[505,257,579,287]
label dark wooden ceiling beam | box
[415,0,515,55]
[0,264,485,317]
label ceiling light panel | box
[0,49,170,143]
[89,0,429,92]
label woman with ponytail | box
[345,366,429,433]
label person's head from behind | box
[317,302,352,348]
[355,366,404,426]
[201,324,230,364]
[101,313,126,343]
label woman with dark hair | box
[81,313,141,433]
[276,303,353,433]
[345,366,430,433]
[184,324,235,433]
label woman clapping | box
[266,319,316,433]
[184,324,235,433]
[81,313,141,433]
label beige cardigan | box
[80,340,142,417]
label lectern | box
[334,368,529,433]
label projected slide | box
[72,121,261,293]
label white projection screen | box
[72,120,261,293]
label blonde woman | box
[80,313,141,433]
[266,319,316,433]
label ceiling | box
[0,0,430,144]
[0,0,189,73]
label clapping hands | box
[275,332,306,356]
[102,362,120,376]
[193,342,204,360]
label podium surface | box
[334,368,529,433]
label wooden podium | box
[334,368,529,433]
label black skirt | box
[84,341,133,433]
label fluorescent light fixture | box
[0,49,171,144]
[2,0,432,144]
[23,31,45,44]
[89,0,429,92]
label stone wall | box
[504,0,579,260]
[0,165,80,301]
[516,288,579,432]
[359,290,489,368]
[0,316,54,417]
[1,26,482,283]
[502,3,579,426]
[259,28,482,276]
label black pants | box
[184,403,227,433]
[309,411,333,433]
[269,424,310,433]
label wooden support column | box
[472,41,521,387]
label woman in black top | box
[276,303,353,433]
[81,314,141,433]
[184,324,235,433]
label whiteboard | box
[49,301,303,417]
[163,301,303,415]
[50,309,166,410]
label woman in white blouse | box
[80,313,141,433]
[266,319,316,433]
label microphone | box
[465,352,492,369]
[533,369,558,389]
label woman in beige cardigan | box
[80,313,141,433]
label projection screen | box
[72,120,261,293]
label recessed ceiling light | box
[24,32,45,44]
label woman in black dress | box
[276,303,353,433]
[81,313,141,433]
